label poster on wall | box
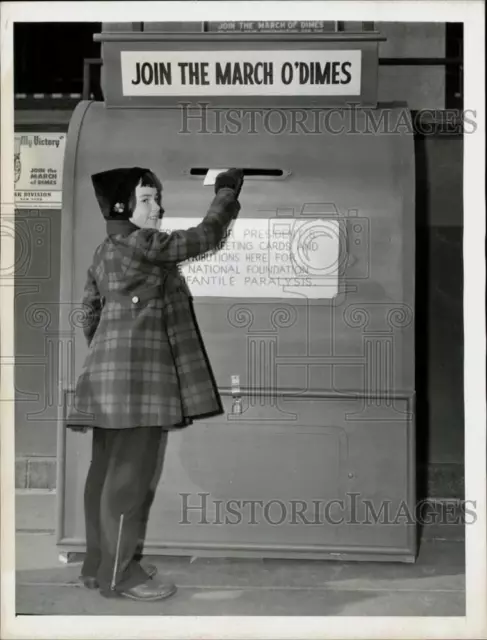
[14,133,66,209]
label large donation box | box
[57,31,416,562]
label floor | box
[14,491,465,616]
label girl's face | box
[129,182,164,230]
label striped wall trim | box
[15,93,84,99]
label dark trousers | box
[81,426,168,594]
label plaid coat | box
[67,187,240,431]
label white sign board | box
[161,217,341,299]
[121,50,361,97]
[14,133,66,208]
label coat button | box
[132,295,139,304]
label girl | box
[67,167,244,602]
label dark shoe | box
[80,563,158,589]
[80,576,99,590]
[119,578,177,602]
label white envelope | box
[203,168,229,186]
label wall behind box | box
[15,207,62,457]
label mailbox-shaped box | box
[57,31,416,562]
